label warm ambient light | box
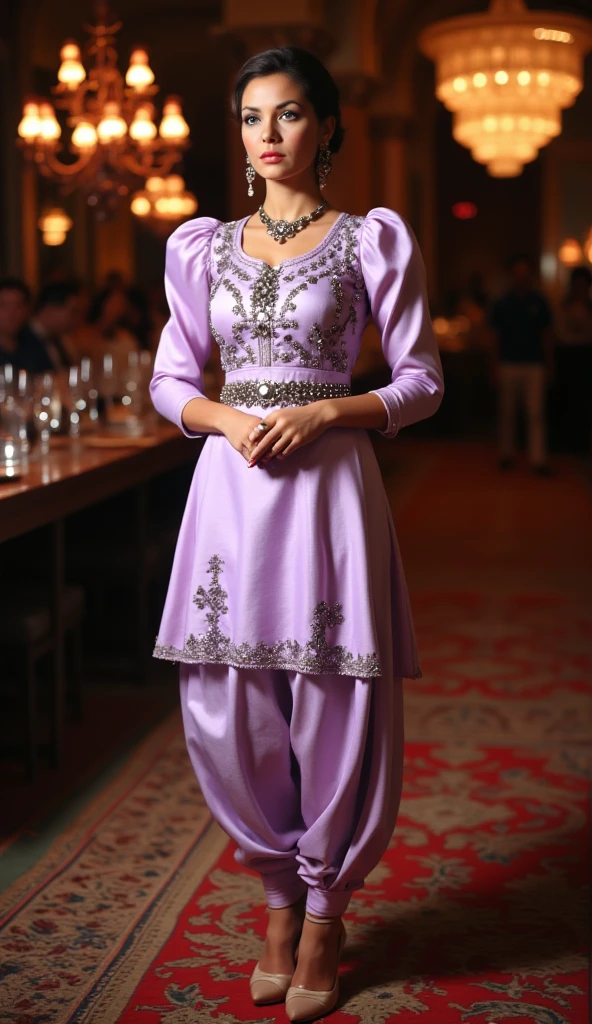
[557,238,584,266]
[71,121,98,150]
[96,102,127,143]
[129,105,157,143]
[452,202,477,219]
[15,8,193,221]
[419,0,592,177]
[38,103,61,141]
[38,207,73,246]
[125,49,155,89]
[57,41,86,88]
[159,98,190,141]
[130,173,198,223]
[17,102,41,140]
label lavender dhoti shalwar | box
[150,207,444,913]
[181,665,404,916]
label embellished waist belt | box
[220,378,352,409]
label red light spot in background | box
[452,202,477,219]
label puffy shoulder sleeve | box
[149,216,221,438]
[360,207,444,437]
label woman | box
[150,46,443,1022]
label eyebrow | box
[241,100,303,113]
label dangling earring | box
[246,154,256,197]
[317,143,332,190]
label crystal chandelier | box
[419,0,592,177]
[16,1,194,219]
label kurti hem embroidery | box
[152,553,383,679]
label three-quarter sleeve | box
[149,216,221,439]
[360,207,444,438]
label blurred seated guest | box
[75,286,140,374]
[124,285,152,349]
[554,265,592,454]
[19,281,83,372]
[0,277,33,367]
[489,253,554,475]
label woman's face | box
[240,73,334,188]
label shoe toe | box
[249,963,293,1005]
[285,985,338,1021]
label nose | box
[261,119,280,144]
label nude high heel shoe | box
[249,961,294,1005]
[249,901,304,1005]
[285,913,346,1022]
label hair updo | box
[231,46,345,154]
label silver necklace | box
[258,199,328,244]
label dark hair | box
[231,46,345,154]
[0,277,31,303]
[36,281,81,312]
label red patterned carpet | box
[0,440,590,1023]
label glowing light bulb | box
[57,41,86,87]
[38,103,61,141]
[126,49,155,89]
[131,193,152,216]
[18,102,41,140]
[129,105,157,143]
[159,97,189,141]
[96,102,127,142]
[71,121,98,150]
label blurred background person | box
[74,285,141,374]
[554,265,592,456]
[489,253,554,476]
[0,277,32,367]
[19,280,83,373]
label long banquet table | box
[0,422,201,766]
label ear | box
[320,114,336,147]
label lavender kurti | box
[150,207,444,680]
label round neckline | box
[234,211,346,271]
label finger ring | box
[257,421,268,433]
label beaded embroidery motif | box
[208,214,367,374]
[153,553,381,678]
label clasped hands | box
[231,402,333,467]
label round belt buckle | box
[257,380,276,401]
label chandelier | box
[16,0,195,220]
[130,175,198,235]
[419,0,592,177]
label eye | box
[280,110,297,121]
[243,115,259,126]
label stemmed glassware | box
[32,372,61,455]
[0,365,32,471]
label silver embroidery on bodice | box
[153,554,381,677]
[208,214,366,373]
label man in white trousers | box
[489,254,554,476]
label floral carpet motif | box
[0,590,589,1023]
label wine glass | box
[33,372,61,454]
